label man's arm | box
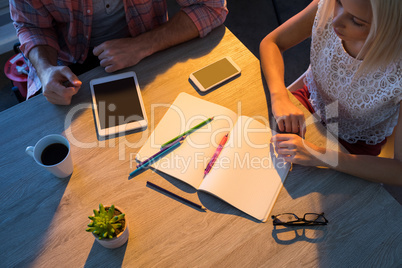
[93,10,200,72]
[11,0,82,104]
[28,45,81,105]
[93,0,227,73]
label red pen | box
[203,133,229,178]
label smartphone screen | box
[93,77,145,129]
[190,57,241,92]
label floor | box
[0,1,400,203]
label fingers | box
[93,45,121,73]
[282,114,299,134]
[271,133,323,167]
[276,113,305,136]
[42,67,81,105]
[273,143,296,163]
[276,147,296,156]
[104,63,120,73]
[275,116,292,133]
[273,140,296,152]
[277,117,285,132]
[271,133,292,142]
[64,71,82,89]
[271,134,298,160]
[92,44,103,57]
[94,39,143,73]
[297,116,306,138]
[43,86,77,105]
[284,116,292,133]
[93,43,111,65]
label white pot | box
[91,206,129,249]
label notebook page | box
[199,115,290,221]
[136,93,238,188]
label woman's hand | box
[272,97,306,137]
[271,133,325,166]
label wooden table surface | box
[1,26,401,267]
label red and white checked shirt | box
[10,0,227,98]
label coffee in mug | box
[41,143,69,166]
[26,134,73,178]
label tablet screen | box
[93,77,145,129]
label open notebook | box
[136,93,290,222]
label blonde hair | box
[318,0,402,72]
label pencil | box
[136,135,186,168]
[147,181,207,211]
[161,116,214,148]
[129,141,182,177]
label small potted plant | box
[86,203,129,248]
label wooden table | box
[1,26,401,267]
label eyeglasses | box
[271,213,328,226]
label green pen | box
[161,116,214,149]
[130,140,183,177]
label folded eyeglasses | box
[271,213,328,226]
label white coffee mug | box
[26,134,73,178]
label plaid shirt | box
[10,0,227,98]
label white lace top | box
[304,0,402,144]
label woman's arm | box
[272,101,402,186]
[260,0,318,136]
[332,103,402,185]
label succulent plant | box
[86,204,125,240]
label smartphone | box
[90,71,148,137]
[189,57,241,92]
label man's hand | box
[41,66,82,105]
[28,45,82,105]
[93,38,147,73]
[93,10,199,73]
